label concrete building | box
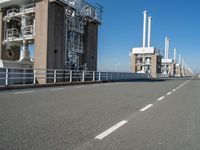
[161,37,176,77]
[0,0,103,83]
[130,11,162,78]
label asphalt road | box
[0,78,200,150]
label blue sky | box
[92,0,200,73]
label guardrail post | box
[54,70,57,83]
[92,71,95,82]
[82,71,85,82]
[5,68,8,86]
[70,71,72,83]
[33,69,36,84]
[98,72,101,81]
[106,72,108,81]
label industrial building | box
[130,11,162,78]
[0,0,103,83]
[161,37,176,77]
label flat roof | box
[131,47,156,54]
[0,0,34,8]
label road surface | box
[1,78,200,150]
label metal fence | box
[0,67,148,87]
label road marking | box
[75,86,85,89]
[50,88,64,91]
[95,120,128,140]
[14,90,35,94]
[157,96,165,101]
[91,84,100,87]
[140,104,153,112]
[172,89,176,92]
[176,79,191,90]
[166,92,172,95]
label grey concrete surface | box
[0,78,198,150]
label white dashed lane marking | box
[95,120,128,140]
[140,104,153,112]
[166,92,172,95]
[157,96,165,101]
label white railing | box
[0,67,148,87]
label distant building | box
[130,11,162,78]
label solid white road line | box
[140,104,153,112]
[95,120,128,140]
[166,92,172,95]
[14,90,35,94]
[75,86,85,89]
[50,88,64,91]
[157,96,165,101]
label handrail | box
[0,67,148,86]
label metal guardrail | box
[0,67,148,87]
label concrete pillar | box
[34,0,65,84]
[151,54,157,78]
[130,54,136,73]
[83,22,98,71]
[34,0,48,84]
[20,40,30,61]
[0,10,3,59]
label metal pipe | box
[147,16,152,47]
[174,48,176,62]
[165,37,170,59]
[143,10,148,47]
[164,37,167,59]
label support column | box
[34,0,65,84]
[0,10,3,59]
[20,40,30,61]
[20,14,30,61]
[83,22,98,71]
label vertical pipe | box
[165,37,170,59]
[174,48,177,62]
[143,11,148,47]
[147,16,152,47]
[164,37,167,59]
[167,37,170,59]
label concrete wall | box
[83,22,98,71]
